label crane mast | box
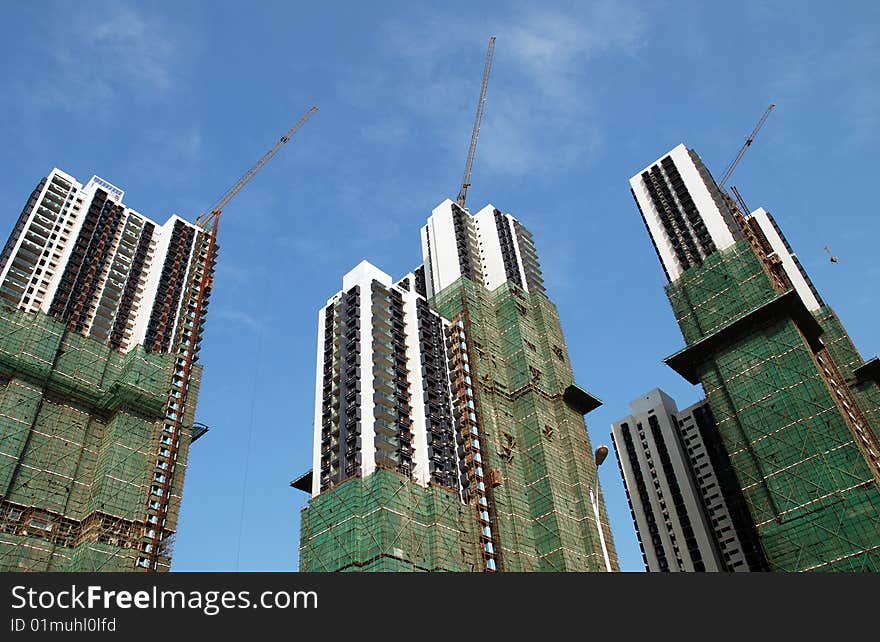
[141,106,317,572]
[456,36,496,209]
[718,103,775,188]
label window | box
[28,519,52,532]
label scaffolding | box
[664,239,880,571]
[666,240,776,345]
[0,304,193,572]
[299,468,480,572]
[446,303,503,572]
[431,277,617,572]
[815,308,880,428]
[138,228,214,572]
[298,272,617,572]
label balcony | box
[374,390,398,408]
[372,339,394,355]
[374,420,397,437]
[373,404,396,422]
[373,376,395,396]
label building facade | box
[309,260,460,493]
[299,261,480,571]
[612,389,766,572]
[424,199,615,572]
[0,168,213,571]
[300,198,617,572]
[0,168,209,353]
[420,199,544,298]
[631,145,880,571]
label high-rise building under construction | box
[630,144,880,571]
[0,168,213,571]
[297,198,617,572]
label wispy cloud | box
[166,128,203,162]
[348,1,648,177]
[768,30,880,147]
[212,308,266,334]
[360,120,410,146]
[17,2,185,113]
[482,2,647,175]
[502,2,646,94]
[215,262,263,285]
[90,5,176,92]
[138,126,204,169]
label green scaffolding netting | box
[0,305,188,572]
[670,241,880,571]
[299,468,480,572]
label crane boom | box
[141,105,317,572]
[456,36,496,209]
[718,103,775,188]
[196,105,319,228]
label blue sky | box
[1,1,877,572]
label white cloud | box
[353,1,649,177]
[768,31,880,147]
[215,262,263,285]
[145,127,203,164]
[19,2,184,113]
[482,2,646,174]
[90,5,176,92]
[504,2,646,92]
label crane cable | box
[234,268,274,570]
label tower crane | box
[141,105,318,572]
[717,103,775,188]
[730,185,751,217]
[456,36,496,209]
[195,105,319,228]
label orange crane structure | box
[140,105,318,571]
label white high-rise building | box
[612,389,765,572]
[311,260,460,495]
[629,145,826,314]
[0,168,210,353]
[629,144,743,282]
[420,199,544,298]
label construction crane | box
[730,185,751,217]
[141,105,317,572]
[456,36,496,209]
[196,105,319,228]
[717,103,775,188]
